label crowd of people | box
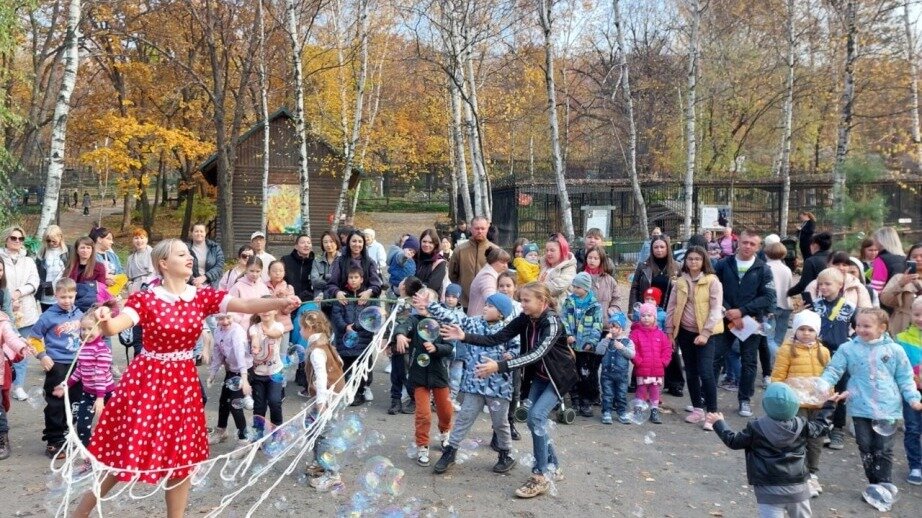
[0,214,921,516]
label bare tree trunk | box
[683,0,702,240]
[831,0,857,216]
[449,72,473,221]
[460,22,489,219]
[904,0,921,164]
[528,134,535,182]
[258,0,270,232]
[37,0,80,238]
[349,37,388,223]
[332,0,370,233]
[286,0,311,236]
[448,137,459,222]
[538,0,575,240]
[614,0,649,240]
[778,0,796,235]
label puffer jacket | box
[0,311,28,393]
[427,302,519,400]
[539,253,577,309]
[770,339,831,384]
[880,273,922,335]
[895,326,922,390]
[821,334,922,420]
[714,409,833,487]
[561,292,603,351]
[0,248,40,328]
[463,309,578,396]
[511,257,540,285]
[396,314,453,388]
[629,324,672,377]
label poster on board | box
[701,205,731,229]
[266,184,303,235]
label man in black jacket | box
[282,234,315,301]
[787,232,832,299]
[712,230,776,418]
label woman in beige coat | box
[880,243,922,335]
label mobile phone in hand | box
[908,261,918,275]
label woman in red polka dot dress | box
[73,239,299,518]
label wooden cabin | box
[200,108,358,253]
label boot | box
[579,403,594,418]
[509,420,521,441]
[433,445,457,474]
[827,428,846,450]
[350,393,366,407]
[493,449,516,473]
[401,400,416,414]
[490,432,500,452]
[650,408,662,424]
[388,398,402,415]
[0,433,10,461]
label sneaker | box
[702,420,714,432]
[433,446,456,474]
[363,387,374,401]
[304,463,325,478]
[207,429,229,445]
[762,376,771,388]
[601,412,613,425]
[827,428,845,450]
[349,393,366,407]
[738,401,753,418]
[684,405,695,413]
[438,432,450,450]
[236,437,250,447]
[388,398,401,415]
[515,475,550,498]
[721,382,739,392]
[384,362,392,374]
[416,446,430,466]
[45,443,66,460]
[808,474,822,497]
[309,472,342,491]
[685,408,705,424]
[650,408,662,424]
[11,387,28,401]
[578,405,593,418]
[401,401,416,415]
[298,388,311,399]
[0,433,10,460]
[550,467,565,481]
[908,468,922,485]
[493,450,516,473]
[618,413,632,425]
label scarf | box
[583,264,602,276]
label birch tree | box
[286,0,312,235]
[331,0,370,232]
[683,0,702,240]
[258,0,270,232]
[539,0,575,240]
[904,0,921,164]
[36,0,80,238]
[777,0,796,235]
[830,0,857,214]
[613,0,649,239]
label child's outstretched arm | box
[819,346,848,387]
[805,401,835,439]
[425,300,476,332]
[708,413,755,450]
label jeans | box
[723,340,741,383]
[526,379,560,476]
[853,417,895,484]
[12,325,33,389]
[677,328,718,412]
[0,393,9,433]
[757,501,811,518]
[758,335,772,378]
[250,372,284,427]
[715,331,760,403]
[216,371,247,438]
[73,390,111,446]
[42,362,81,446]
[903,400,922,471]
[600,367,629,415]
[389,353,411,400]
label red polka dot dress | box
[89,285,229,483]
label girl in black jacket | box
[441,282,577,499]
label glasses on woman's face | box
[240,254,253,260]
[8,235,24,242]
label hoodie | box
[31,303,83,363]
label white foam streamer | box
[50,299,405,517]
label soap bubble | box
[361,429,385,449]
[318,451,341,471]
[784,377,832,406]
[382,466,405,496]
[232,395,254,410]
[263,425,297,458]
[519,453,536,468]
[489,400,503,412]
[273,495,290,511]
[359,306,385,333]
[417,318,441,342]
[458,438,479,452]
[405,442,417,459]
[872,418,897,437]
[863,484,895,512]
[630,399,651,425]
[225,376,242,391]
[269,371,285,384]
[416,353,431,367]
[343,330,359,349]
[532,424,547,437]
[248,415,268,442]
[360,456,395,494]
[644,431,656,445]
[26,387,44,409]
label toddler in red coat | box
[629,303,672,424]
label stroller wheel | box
[557,408,576,425]
[513,405,529,423]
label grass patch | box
[357,198,449,213]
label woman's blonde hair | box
[2,225,26,243]
[872,227,904,256]
[40,225,65,256]
[519,281,556,311]
[150,238,184,276]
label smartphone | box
[907,261,918,275]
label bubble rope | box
[48,296,406,517]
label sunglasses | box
[8,236,24,242]
[240,254,253,259]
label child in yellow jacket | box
[770,310,831,498]
[512,243,540,286]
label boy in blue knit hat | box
[706,383,835,518]
[598,312,635,424]
[562,272,603,417]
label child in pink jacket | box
[1,310,32,460]
[629,303,672,424]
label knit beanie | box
[643,287,663,306]
[485,293,515,319]
[638,302,657,318]
[523,243,539,256]
[609,312,628,330]
[403,236,420,252]
[571,272,593,292]
[445,283,462,299]
[762,382,800,421]
[792,310,821,336]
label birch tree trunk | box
[538,0,575,240]
[449,73,473,221]
[332,0,369,233]
[286,0,311,236]
[683,0,701,240]
[258,0,270,233]
[613,0,649,240]
[348,37,388,223]
[831,0,857,216]
[37,0,80,238]
[778,0,795,235]
[904,0,921,164]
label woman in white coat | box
[0,226,40,401]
